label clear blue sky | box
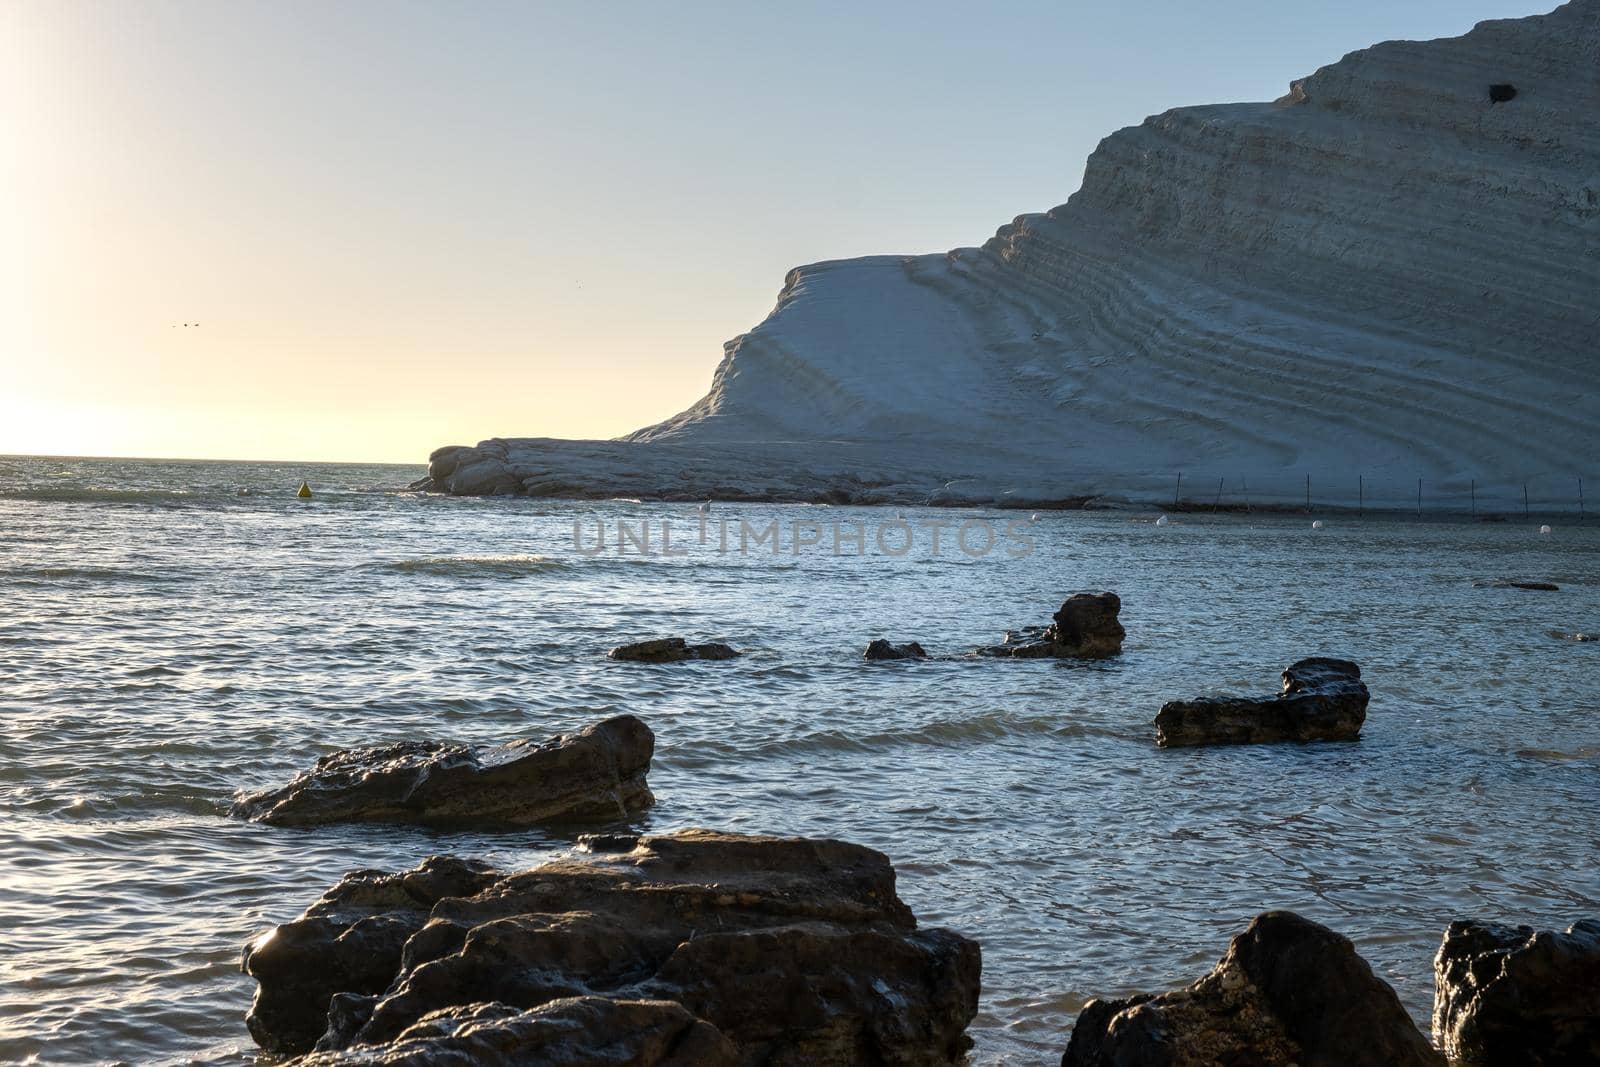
[2,0,1555,460]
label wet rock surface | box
[1062,911,1442,1067]
[980,593,1124,659]
[607,638,740,663]
[231,716,654,828]
[1155,657,1368,747]
[242,830,981,1063]
[864,639,927,660]
[291,997,738,1066]
[1551,630,1597,642]
[1433,919,1600,1066]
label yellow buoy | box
[297,482,312,499]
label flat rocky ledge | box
[231,715,654,827]
[241,829,981,1063]
[1155,657,1369,747]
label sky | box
[0,0,1556,463]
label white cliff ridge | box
[425,1,1599,512]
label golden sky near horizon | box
[2,1,1544,464]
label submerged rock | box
[980,592,1125,659]
[242,829,981,1063]
[1433,919,1600,1065]
[607,638,740,663]
[291,997,738,1066]
[1155,657,1368,747]
[1062,911,1442,1066]
[231,715,654,828]
[1551,630,1597,642]
[1474,578,1560,591]
[864,639,927,660]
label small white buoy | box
[1539,524,1552,535]
[1155,514,1169,526]
[1030,512,1042,522]
[1312,520,1324,529]
[697,500,710,514]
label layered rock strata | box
[241,830,982,1064]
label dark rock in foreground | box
[608,638,740,663]
[242,829,981,1063]
[231,715,654,828]
[865,639,927,660]
[980,592,1124,659]
[1474,578,1560,591]
[1155,658,1368,747]
[242,856,502,1054]
[291,997,738,1066]
[1062,911,1442,1067]
[1433,918,1600,1065]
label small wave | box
[1514,746,1600,762]
[0,487,208,505]
[0,565,181,583]
[684,711,1104,761]
[378,554,567,578]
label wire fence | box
[1147,472,1591,519]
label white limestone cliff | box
[425,0,1599,512]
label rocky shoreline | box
[240,832,1596,1065]
[228,589,1596,1063]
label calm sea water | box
[1,455,1596,1066]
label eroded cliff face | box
[427,1,1599,510]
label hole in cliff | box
[1489,83,1517,103]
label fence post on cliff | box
[1242,476,1250,513]
[1214,477,1223,511]
[1174,472,1182,509]
[1524,482,1530,519]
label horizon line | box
[0,451,426,467]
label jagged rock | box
[1433,919,1600,1065]
[980,593,1124,659]
[864,639,927,660]
[231,716,654,828]
[242,830,981,1063]
[1551,630,1597,642]
[1062,911,1442,1066]
[416,4,1600,513]
[607,638,740,663]
[1155,657,1368,747]
[290,997,738,1066]
[242,856,503,1054]
[1474,578,1561,591]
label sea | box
[1,455,1596,1065]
